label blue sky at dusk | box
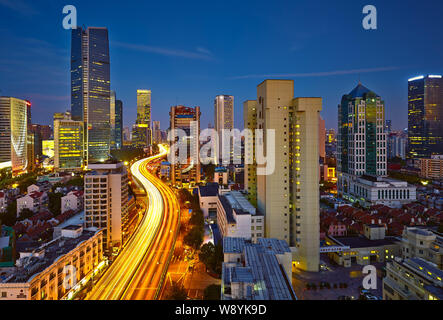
[0,0,442,131]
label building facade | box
[169,105,201,188]
[243,100,257,207]
[0,97,28,174]
[54,116,84,171]
[419,155,443,180]
[252,80,321,272]
[84,162,129,252]
[132,89,152,148]
[214,95,234,163]
[408,75,443,158]
[71,27,111,163]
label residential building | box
[132,89,152,148]
[54,114,84,171]
[16,192,48,216]
[383,257,443,300]
[0,227,103,300]
[214,166,228,185]
[169,105,201,188]
[84,161,129,252]
[419,155,443,180]
[27,181,52,194]
[401,227,443,269]
[325,224,401,267]
[217,191,264,242]
[243,100,257,207]
[61,190,84,214]
[221,237,296,300]
[214,95,234,163]
[408,75,443,158]
[0,97,28,174]
[388,132,407,159]
[152,121,162,145]
[71,27,111,163]
[253,80,321,272]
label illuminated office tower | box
[0,97,28,174]
[214,95,234,163]
[71,27,111,163]
[408,75,443,158]
[337,83,387,178]
[132,90,152,148]
[169,105,201,188]
[254,80,321,272]
[54,113,84,171]
[109,91,123,150]
[243,100,257,207]
[26,101,35,172]
[152,120,161,144]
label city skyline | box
[1,0,443,132]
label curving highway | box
[87,145,180,300]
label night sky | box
[1,0,442,131]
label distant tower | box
[214,95,234,163]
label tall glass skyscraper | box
[0,97,28,174]
[132,90,152,148]
[408,75,443,158]
[71,27,111,163]
[115,99,123,149]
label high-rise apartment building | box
[84,161,129,252]
[71,27,111,163]
[214,95,234,163]
[243,100,257,207]
[0,97,28,174]
[132,90,152,148]
[408,75,443,158]
[54,112,84,171]
[252,80,321,272]
[169,105,201,188]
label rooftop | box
[330,235,400,248]
[198,183,219,197]
[348,82,379,99]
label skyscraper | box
[408,75,443,158]
[71,27,111,163]
[132,90,152,148]
[26,101,35,172]
[0,97,28,174]
[337,82,387,178]
[169,105,201,188]
[214,95,234,163]
[109,91,123,150]
[152,120,161,144]
[54,112,84,171]
[252,80,321,272]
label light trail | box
[87,145,180,300]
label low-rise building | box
[325,224,401,267]
[198,183,219,221]
[383,257,443,300]
[159,161,171,180]
[214,167,228,185]
[419,155,443,180]
[16,192,48,216]
[27,181,52,194]
[217,191,264,242]
[61,190,84,214]
[401,227,443,269]
[222,237,296,300]
[0,226,103,300]
[339,174,417,208]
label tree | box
[203,284,221,300]
[199,243,223,275]
[166,281,188,300]
[48,193,63,216]
[202,164,216,181]
[0,202,17,226]
[438,224,443,234]
[189,209,204,227]
[184,226,204,250]
[18,208,34,221]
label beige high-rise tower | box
[243,100,257,207]
[255,80,321,272]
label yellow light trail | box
[87,145,180,300]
